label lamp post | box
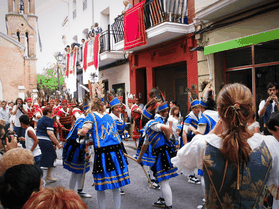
[57,52,63,92]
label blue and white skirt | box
[152,145,178,183]
[63,139,90,174]
[93,144,130,191]
[135,137,156,167]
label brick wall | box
[0,38,25,101]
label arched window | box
[13,0,15,12]
[25,32,29,57]
[28,0,30,13]
[17,31,20,42]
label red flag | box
[123,0,147,50]
[83,40,89,72]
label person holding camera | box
[0,124,18,155]
[258,82,279,135]
[12,98,28,148]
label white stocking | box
[112,188,121,209]
[69,172,78,190]
[76,173,83,190]
[201,176,206,197]
[160,180,172,207]
[97,190,106,209]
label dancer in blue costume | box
[63,110,91,198]
[79,98,130,209]
[135,103,160,189]
[137,102,178,209]
[181,88,201,185]
[172,83,279,209]
[109,96,129,195]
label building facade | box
[193,0,279,116]
[0,0,38,101]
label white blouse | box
[171,133,279,207]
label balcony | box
[99,0,195,66]
[113,0,194,51]
[99,25,126,67]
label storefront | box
[129,35,198,117]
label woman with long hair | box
[171,83,279,208]
[168,105,180,147]
[79,98,130,209]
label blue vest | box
[203,141,272,208]
[263,100,278,124]
[145,116,168,149]
[184,113,199,138]
[110,113,126,136]
[198,113,217,135]
[84,113,122,148]
[66,118,84,141]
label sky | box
[0,0,68,74]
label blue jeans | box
[34,154,42,167]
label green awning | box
[204,28,279,55]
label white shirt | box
[0,107,10,124]
[168,115,179,142]
[12,104,28,127]
[258,100,277,116]
[25,126,41,157]
[171,133,279,208]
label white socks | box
[160,180,172,207]
[69,172,83,190]
[97,188,121,209]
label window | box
[25,32,29,57]
[83,0,87,11]
[73,0,76,19]
[224,39,279,123]
[17,31,20,42]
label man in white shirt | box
[258,82,279,135]
[0,101,10,131]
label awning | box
[204,28,279,55]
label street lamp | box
[57,52,63,92]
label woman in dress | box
[36,107,63,182]
[168,105,180,147]
[79,98,130,209]
[172,83,279,208]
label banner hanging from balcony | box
[83,34,100,84]
[66,49,77,94]
[123,0,147,50]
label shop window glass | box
[255,64,279,109]
[226,68,252,92]
[225,47,252,69]
[255,39,279,64]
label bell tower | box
[6,0,38,91]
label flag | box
[123,0,147,50]
[83,35,100,84]
[66,49,77,94]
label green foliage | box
[37,66,65,94]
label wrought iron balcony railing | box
[110,0,188,44]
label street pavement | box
[45,139,204,209]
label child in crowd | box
[19,114,42,167]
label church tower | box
[6,0,38,94]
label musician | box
[56,99,73,142]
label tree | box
[37,62,65,96]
